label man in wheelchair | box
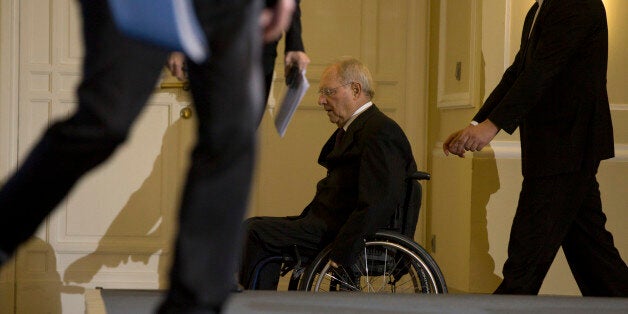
[239,57,418,290]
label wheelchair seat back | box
[386,173,423,238]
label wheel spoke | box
[305,233,446,294]
[379,248,388,292]
[324,272,359,291]
[362,247,371,292]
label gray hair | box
[335,57,375,99]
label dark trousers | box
[255,41,280,125]
[495,165,628,296]
[263,41,280,100]
[239,215,328,290]
[0,0,263,312]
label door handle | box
[180,106,193,119]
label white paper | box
[274,70,310,137]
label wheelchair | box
[248,171,447,294]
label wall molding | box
[436,0,482,109]
[609,144,628,161]
[610,103,628,111]
[0,0,19,182]
[433,140,521,159]
[434,141,628,162]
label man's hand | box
[443,129,465,157]
[443,120,499,158]
[260,0,296,43]
[166,52,187,81]
[285,51,310,73]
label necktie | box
[334,128,345,148]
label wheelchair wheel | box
[298,231,447,294]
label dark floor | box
[100,289,628,314]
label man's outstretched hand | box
[443,120,499,158]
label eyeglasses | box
[318,82,353,97]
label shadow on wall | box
[470,148,503,293]
[468,54,501,293]
[13,238,63,313]
[0,118,183,312]
[63,118,189,290]
[2,235,88,313]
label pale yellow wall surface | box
[605,0,628,104]
[605,0,628,143]
[430,155,473,291]
[429,0,628,294]
[442,0,472,95]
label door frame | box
[0,0,19,181]
[406,0,431,245]
[0,0,19,310]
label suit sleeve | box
[328,126,407,266]
[284,0,305,53]
[474,2,602,134]
[473,51,522,126]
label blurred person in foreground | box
[0,0,296,312]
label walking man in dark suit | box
[261,0,310,102]
[0,0,295,312]
[167,0,310,125]
[444,0,628,296]
[239,57,418,289]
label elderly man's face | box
[317,66,356,128]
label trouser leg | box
[240,217,285,290]
[0,0,167,262]
[495,171,590,294]
[158,0,264,312]
[561,180,628,296]
[239,215,327,290]
[255,41,279,125]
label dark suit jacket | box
[303,105,417,265]
[473,0,614,177]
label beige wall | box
[429,0,628,294]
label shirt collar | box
[342,101,373,131]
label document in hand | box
[108,0,209,63]
[275,70,310,137]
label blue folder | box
[108,0,209,63]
